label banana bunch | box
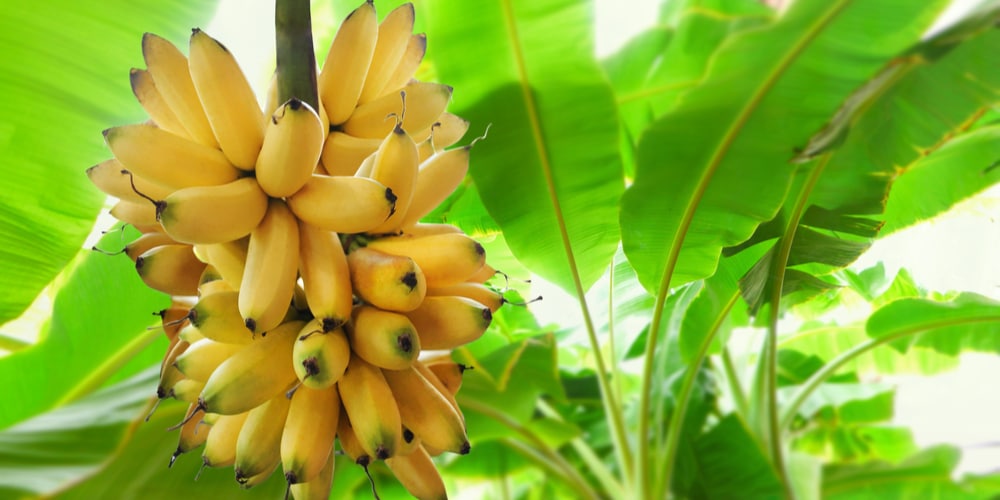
[88,2,504,499]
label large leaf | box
[621,0,948,294]
[682,414,784,499]
[866,292,1000,356]
[882,124,1000,234]
[0,236,168,429]
[428,0,625,294]
[0,1,213,326]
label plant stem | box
[0,332,31,352]
[275,0,318,110]
[538,400,625,498]
[658,292,740,498]
[461,398,601,500]
[722,345,750,417]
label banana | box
[157,339,189,399]
[346,247,426,312]
[281,384,340,484]
[427,282,503,313]
[318,0,378,126]
[287,174,396,234]
[142,32,218,147]
[170,403,210,467]
[110,199,159,229]
[377,33,427,97]
[239,199,300,335]
[398,426,421,456]
[336,404,371,466]
[297,221,352,331]
[382,366,469,455]
[201,411,249,468]
[425,359,468,397]
[412,112,469,149]
[177,323,205,344]
[400,223,462,238]
[135,244,205,296]
[288,447,335,500]
[170,378,206,403]
[365,233,485,286]
[197,265,231,297]
[319,132,380,176]
[195,238,248,289]
[174,337,244,382]
[158,177,269,245]
[398,146,470,228]
[198,320,304,415]
[86,158,172,203]
[159,299,194,343]
[406,296,492,350]
[385,445,448,500]
[255,99,325,197]
[337,353,402,460]
[103,123,238,190]
[188,290,253,345]
[412,360,461,420]
[353,151,376,177]
[348,305,420,370]
[344,81,453,139]
[292,319,351,390]
[357,3,414,105]
[129,68,190,139]
[188,29,265,170]
[467,263,498,284]
[364,124,418,234]
[234,394,292,484]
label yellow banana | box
[357,3,414,105]
[406,296,492,350]
[425,359,468,397]
[170,378,206,404]
[103,123,238,190]
[198,320,304,415]
[239,199,300,335]
[124,231,177,264]
[129,68,189,139]
[188,29,265,170]
[158,177,269,245]
[413,359,461,419]
[377,33,427,97]
[337,353,402,460]
[344,81,453,139]
[346,247,426,312]
[398,426,421,456]
[141,33,218,147]
[353,151,376,177]
[399,146,470,228]
[298,221,352,331]
[195,237,248,289]
[385,445,448,500]
[288,445,335,500]
[174,337,244,382]
[197,265,232,298]
[188,290,253,345]
[255,99,325,197]
[281,384,340,484]
[412,112,469,150]
[177,322,205,344]
[382,366,469,455]
[201,411,249,468]
[399,222,462,238]
[428,282,503,313]
[364,125,418,234]
[468,263,498,284]
[157,339,189,399]
[287,174,396,234]
[110,199,159,229]
[292,319,351,390]
[348,305,420,370]
[365,232,485,286]
[86,158,172,203]
[135,244,205,296]
[318,0,378,125]
[170,403,210,467]
[319,132,380,176]
[336,404,371,466]
[159,299,194,344]
[234,394,292,484]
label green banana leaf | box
[866,292,1000,356]
[428,0,625,295]
[0,1,213,327]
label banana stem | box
[537,399,625,498]
[275,0,318,110]
[721,346,750,417]
[0,332,31,352]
